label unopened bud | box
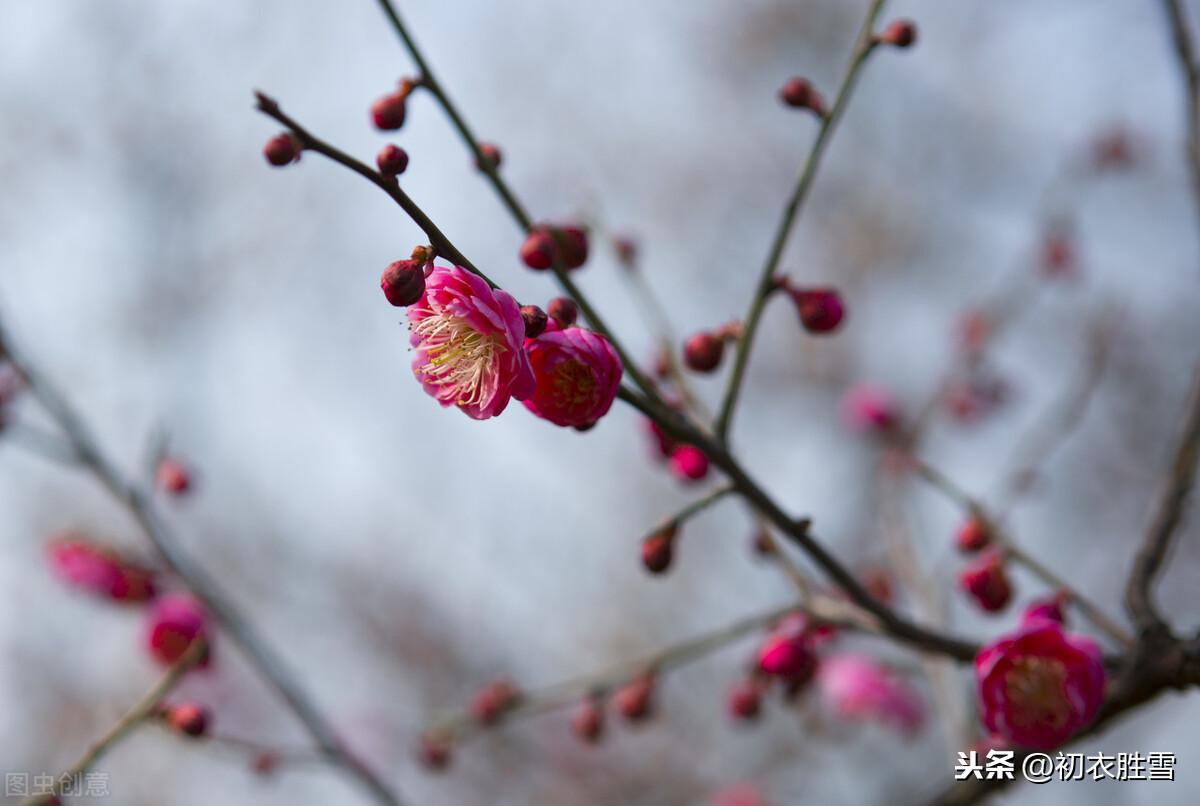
[727,678,763,721]
[263,133,301,167]
[779,77,827,116]
[417,733,453,771]
[613,673,656,723]
[786,286,845,334]
[165,702,210,737]
[521,305,549,338]
[955,518,991,554]
[381,260,426,307]
[371,92,408,131]
[547,297,578,327]
[519,228,557,270]
[469,679,518,726]
[156,458,192,495]
[377,144,410,176]
[642,524,677,574]
[683,331,724,373]
[958,550,1012,612]
[571,696,605,744]
[878,19,918,48]
[475,142,502,171]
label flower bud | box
[547,297,578,327]
[613,235,638,269]
[146,593,211,667]
[380,259,426,307]
[683,332,724,373]
[668,444,709,482]
[878,19,918,48]
[520,305,548,338]
[376,144,410,176]
[1040,224,1077,279]
[371,92,408,130]
[613,673,656,723]
[557,226,589,270]
[786,287,845,334]
[263,133,301,167]
[470,679,518,726]
[156,458,192,495]
[519,228,557,270]
[757,616,818,682]
[840,383,897,433]
[571,696,605,744]
[165,702,210,737]
[475,142,502,171]
[959,550,1012,612]
[750,525,775,557]
[727,678,763,721]
[417,733,453,771]
[955,518,991,554]
[1022,592,1068,626]
[642,524,677,575]
[779,77,826,116]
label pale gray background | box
[1,1,1199,804]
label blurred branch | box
[1,419,79,466]
[370,0,664,405]
[20,639,207,806]
[715,0,889,442]
[253,91,492,287]
[1125,368,1200,632]
[1161,0,1200,225]
[0,317,408,806]
[994,306,1114,508]
[910,453,1133,647]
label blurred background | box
[2,0,1199,804]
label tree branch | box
[1161,0,1200,228]
[715,0,889,442]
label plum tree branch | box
[715,0,888,443]
[0,317,408,806]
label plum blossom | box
[522,326,622,428]
[408,265,534,419]
[817,654,924,735]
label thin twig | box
[715,0,889,442]
[254,91,494,287]
[20,639,208,806]
[1125,368,1200,631]
[0,318,407,806]
[1161,0,1200,228]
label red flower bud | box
[165,702,209,737]
[263,133,301,167]
[1040,225,1077,279]
[520,305,548,338]
[668,444,709,482]
[417,733,453,771]
[376,144,410,176]
[470,679,518,726]
[547,297,578,327]
[758,615,818,682]
[613,673,656,723]
[642,524,677,574]
[371,92,408,130]
[475,142,502,171]
[146,593,211,667]
[683,332,724,373]
[380,260,426,307]
[779,77,826,116]
[879,19,918,48]
[519,229,557,270]
[786,287,845,334]
[751,526,775,557]
[156,458,192,495]
[571,696,605,744]
[959,550,1012,612]
[1022,592,1068,626]
[955,518,991,554]
[727,678,763,721]
[557,226,589,270]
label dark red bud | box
[165,702,209,737]
[779,77,826,115]
[156,458,192,495]
[475,142,502,171]
[879,19,918,48]
[958,550,1012,612]
[571,697,605,744]
[376,144,410,176]
[788,287,845,334]
[263,133,301,167]
[371,92,408,130]
[955,518,991,554]
[557,226,589,270]
[727,678,762,721]
[469,679,518,726]
[683,331,724,373]
[641,524,677,574]
[381,260,426,307]
[613,674,656,723]
[547,297,578,327]
[519,229,557,270]
[417,733,453,771]
[613,235,638,268]
[521,305,548,338]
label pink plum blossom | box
[522,326,622,428]
[817,654,924,735]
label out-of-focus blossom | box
[841,383,899,434]
[757,613,818,684]
[711,783,776,806]
[1021,593,1068,626]
[523,327,622,429]
[975,620,1105,749]
[47,536,157,603]
[146,593,210,667]
[959,550,1013,612]
[408,265,534,420]
[668,444,710,482]
[817,654,924,735]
